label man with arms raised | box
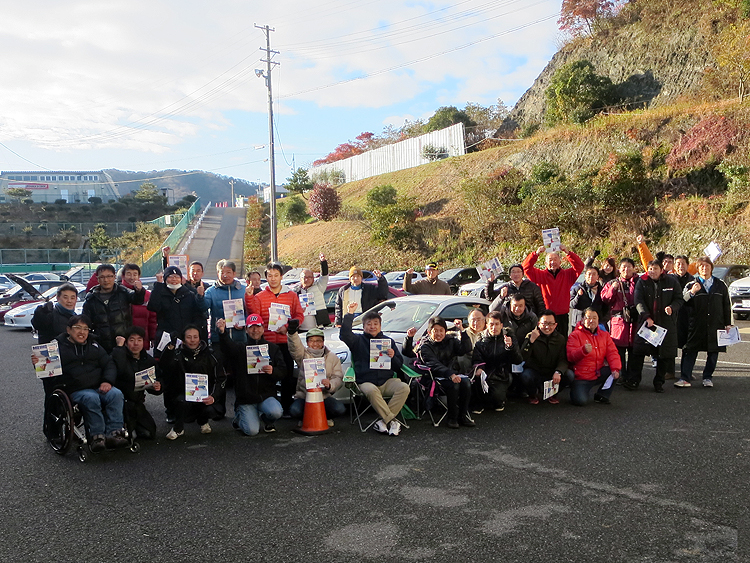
[403,262,451,295]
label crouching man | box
[340,302,408,436]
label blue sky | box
[0,0,561,188]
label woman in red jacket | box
[567,308,622,406]
[245,263,304,416]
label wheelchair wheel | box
[130,442,141,453]
[77,446,87,463]
[44,390,74,455]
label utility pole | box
[229,179,235,208]
[255,24,279,263]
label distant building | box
[262,184,288,203]
[0,170,120,203]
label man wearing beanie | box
[334,266,388,326]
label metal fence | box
[310,123,466,183]
[141,199,201,277]
[0,222,137,237]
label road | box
[179,206,246,275]
[1,325,748,562]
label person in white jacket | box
[295,253,331,329]
[287,325,345,425]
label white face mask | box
[167,283,182,291]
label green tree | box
[285,167,314,197]
[4,187,32,205]
[366,185,398,207]
[133,182,164,203]
[463,99,509,133]
[364,184,418,248]
[544,60,615,126]
[425,106,477,132]
[278,195,310,226]
[89,223,112,253]
[713,21,750,101]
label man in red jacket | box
[245,263,305,417]
[523,243,584,335]
[567,308,622,406]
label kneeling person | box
[56,315,128,452]
[287,325,345,424]
[217,315,285,436]
[520,311,573,404]
[340,302,408,436]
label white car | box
[457,281,485,297]
[23,273,62,282]
[5,285,86,329]
[729,275,750,321]
[323,294,491,400]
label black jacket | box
[82,284,145,352]
[633,274,683,357]
[521,330,568,378]
[218,330,285,405]
[147,282,209,344]
[160,340,225,399]
[334,277,389,326]
[418,331,472,379]
[56,334,116,394]
[32,302,76,344]
[488,279,545,316]
[339,313,403,386]
[682,277,732,353]
[472,331,523,382]
[111,346,162,402]
[500,308,538,343]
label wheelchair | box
[43,388,140,462]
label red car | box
[323,278,406,324]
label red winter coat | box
[566,322,622,381]
[122,280,158,345]
[522,251,585,315]
[600,276,637,347]
[245,285,305,345]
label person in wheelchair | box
[340,301,408,436]
[55,315,129,452]
[111,326,162,440]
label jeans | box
[70,387,124,436]
[570,367,614,406]
[680,350,719,381]
[234,397,283,436]
[290,396,346,419]
[520,367,574,399]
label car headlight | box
[335,350,349,364]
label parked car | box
[322,278,407,324]
[5,286,86,329]
[384,270,425,289]
[0,279,74,306]
[322,294,491,400]
[438,267,481,294]
[458,272,511,297]
[0,275,14,293]
[23,273,61,282]
[331,270,376,280]
[724,266,750,320]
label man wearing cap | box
[403,263,451,295]
[216,314,285,435]
[334,266,388,326]
[287,324,345,424]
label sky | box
[0,0,562,188]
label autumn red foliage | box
[307,183,341,221]
[558,0,616,36]
[666,115,739,172]
[313,132,376,166]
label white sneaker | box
[674,379,691,388]
[388,420,401,436]
[200,422,212,434]
[327,419,334,428]
[703,379,714,388]
[166,428,184,440]
[373,420,388,433]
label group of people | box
[33,233,734,448]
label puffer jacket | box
[55,334,116,394]
[32,302,77,344]
[121,280,157,345]
[472,331,523,383]
[417,331,472,379]
[82,283,146,352]
[245,285,304,345]
[287,331,343,399]
[339,313,403,386]
[218,329,285,405]
[111,345,163,402]
[204,279,247,343]
[566,322,621,381]
[147,282,209,345]
[160,339,225,399]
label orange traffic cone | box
[293,387,331,435]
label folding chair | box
[344,367,410,433]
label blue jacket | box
[339,313,403,386]
[204,279,246,343]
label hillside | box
[105,169,262,203]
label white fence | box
[311,123,466,183]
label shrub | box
[54,199,67,205]
[364,185,418,248]
[545,60,615,126]
[277,195,310,226]
[308,183,341,221]
[666,115,739,172]
[88,196,103,204]
[592,151,651,208]
[421,144,449,161]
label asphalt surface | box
[180,206,246,275]
[1,325,749,563]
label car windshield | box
[384,271,404,281]
[352,299,439,333]
[713,267,728,279]
[438,268,462,281]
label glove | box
[287,318,300,335]
[593,250,601,257]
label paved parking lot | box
[1,325,748,562]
